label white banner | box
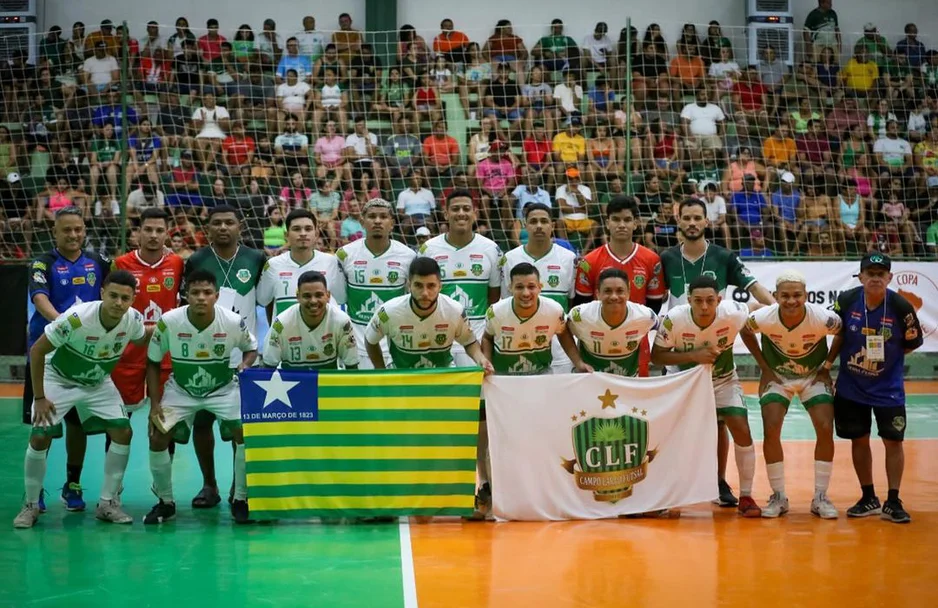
[485,366,718,521]
[728,262,938,352]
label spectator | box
[873,120,913,181]
[833,180,869,252]
[39,26,68,70]
[396,169,437,235]
[701,182,732,248]
[553,69,583,123]
[700,21,732,67]
[815,47,842,104]
[0,125,19,177]
[634,41,668,103]
[433,19,470,65]
[92,87,138,139]
[532,19,578,76]
[277,68,313,132]
[232,25,256,64]
[556,167,597,247]
[85,19,119,58]
[374,66,412,124]
[841,48,879,97]
[414,226,432,251]
[585,121,619,189]
[422,120,459,178]
[277,37,313,84]
[907,98,929,144]
[522,65,555,135]
[789,97,822,135]
[771,171,801,255]
[81,40,119,94]
[192,91,230,172]
[582,22,616,75]
[883,50,916,106]
[313,68,348,135]
[854,23,891,71]
[174,39,202,98]
[350,44,381,115]
[313,43,347,87]
[733,66,770,133]
[759,46,788,94]
[166,150,201,207]
[170,233,194,259]
[275,114,310,176]
[867,98,898,141]
[310,177,341,248]
[263,204,287,253]
[643,94,680,132]
[382,116,422,179]
[798,119,835,186]
[738,228,774,258]
[332,13,362,64]
[484,62,523,135]
[510,167,552,228]
[827,95,866,141]
[762,123,798,172]
[198,19,227,63]
[587,75,616,127]
[732,174,771,235]
[397,24,429,65]
[797,180,838,255]
[88,122,122,215]
[914,126,938,192]
[458,43,493,119]
[412,72,442,132]
[523,120,555,187]
[923,51,938,93]
[552,116,587,175]
[222,120,255,175]
[668,42,706,95]
[127,118,163,189]
[649,119,685,182]
[643,197,678,252]
[341,196,364,244]
[475,141,516,228]
[315,119,351,182]
[896,23,926,69]
[680,87,725,163]
[296,16,328,63]
[344,116,383,185]
[803,0,841,61]
[483,20,528,85]
[167,17,196,58]
[709,45,742,99]
[279,171,312,211]
[257,18,284,63]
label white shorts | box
[31,370,129,438]
[353,323,390,370]
[155,377,241,442]
[452,319,485,368]
[713,374,746,419]
[550,336,572,374]
[760,375,832,409]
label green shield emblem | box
[213,344,225,357]
[387,271,399,283]
[547,275,559,288]
[322,343,335,357]
[563,415,653,503]
[471,263,483,277]
[626,340,638,350]
[435,333,447,346]
[163,276,175,290]
[87,271,96,287]
[633,274,645,288]
[236,268,251,283]
[535,335,547,346]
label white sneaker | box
[96,498,133,524]
[761,492,790,518]
[13,503,40,529]
[811,493,838,519]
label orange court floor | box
[1,382,936,608]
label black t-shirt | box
[644,217,679,250]
[350,56,381,79]
[175,55,202,87]
[635,54,666,78]
[487,79,520,108]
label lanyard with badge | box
[211,245,241,315]
[862,288,886,363]
[680,242,709,300]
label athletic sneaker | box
[811,493,838,519]
[737,496,762,518]
[61,482,86,511]
[881,499,911,524]
[712,479,738,508]
[95,499,133,524]
[231,499,250,524]
[466,483,492,521]
[13,503,40,529]
[142,500,176,524]
[37,489,46,513]
[761,492,790,518]
[846,495,882,518]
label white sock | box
[233,443,247,501]
[766,461,786,497]
[734,443,756,497]
[24,445,47,504]
[814,460,833,497]
[149,449,174,503]
[100,442,130,501]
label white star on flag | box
[253,369,300,408]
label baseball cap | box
[863,22,877,32]
[780,171,795,184]
[101,19,114,27]
[566,167,580,179]
[859,253,891,273]
[415,226,431,237]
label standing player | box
[567,268,659,377]
[257,209,346,319]
[336,198,416,369]
[652,275,763,518]
[263,271,359,370]
[25,207,110,512]
[14,271,147,528]
[500,203,577,373]
[661,198,776,508]
[742,271,843,519]
[825,254,923,523]
[419,190,501,367]
[183,205,266,509]
[144,269,258,525]
[364,257,494,372]
[574,196,665,376]
[112,208,183,418]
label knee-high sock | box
[24,446,47,504]
[814,460,833,496]
[734,443,756,498]
[233,443,247,501]
[149,449,174,503]
[100,442,130,501]
[766,461,785,497]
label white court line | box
[399,519,419,608]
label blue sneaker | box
[61,482,86,512]
[37,489,46,513]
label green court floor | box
[2,395,936,607]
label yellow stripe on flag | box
[317,370,483,388]
[243,421,478,436]
[247,470,477,486]
[245,446,478,462]
[318,396,480,410]
[250,494,475,512]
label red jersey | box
[115,250,184,369]
[523,137,551,166]
[575,243,665,303]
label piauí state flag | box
[239,367,484,520]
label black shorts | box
[834,395,906,442]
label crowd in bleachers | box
[1,4,938,261]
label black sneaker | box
[713,479,738,508]
[881,499,911,524]
[465,482,492,521]
[142,500,176,525]
[846,495,882,518]
[231,499,251,524]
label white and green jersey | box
[148,305,258,398]
[257,250,347,317]
[263,303,358,370]
[45,302,145,386]
[485,296,566,375]
[336,239,416,326]
[500,244,577,312]
[654,300,749,382]
[364,294,476,369]
[420,234,501,332]
[746,303,841,380]
[567,301,658,377]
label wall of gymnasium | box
[38,0,937,60]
